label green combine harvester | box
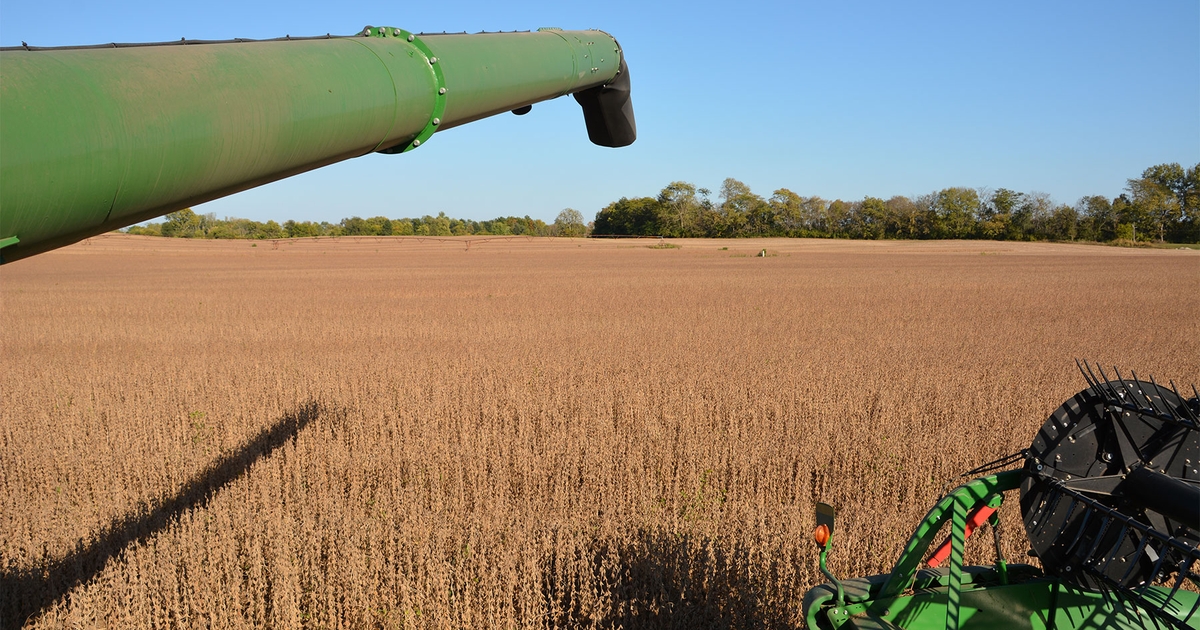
[805,362,1200,629]
[3,26,1197,630]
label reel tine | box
[1136,542,1171,597]
[1079,516,1114,572]
[1143,373,1171,420]
[1046,491,1075,538]
[1132,369,1161,412]
[1091,364,1121,404]
[1081,360,1103,394]
[1093,364,1115,400]
[1123,369,1161,417]
[1116,531,1152,587]
[1113,366,1136,406]
[1061,507,1094,562]
[1159,558,1194,614]
[1085,360,1107,393]
[1169,380,1199,423]
[1114,366,1148,414]
[1098,522,1129,575]
[1084,357,1118,408]
[1077,358,1096,389]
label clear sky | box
[3,1,1197,224]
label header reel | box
[1021,361,1199,596]
[804,362,1200,629]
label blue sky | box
[3,1,1197,224]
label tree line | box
[127,209,588,239]
[594,163,1199,243]
[125,163,1198,243]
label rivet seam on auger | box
[361,26,447,154]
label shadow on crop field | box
[1,401,322,628]
[543,529,796,630]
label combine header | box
[805,362,1200,629]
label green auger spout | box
[0,27,636,263]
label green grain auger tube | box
[0,26,635,263]
[804,361,1200,630]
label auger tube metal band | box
[0,27,635,263]
[361,27,447,155]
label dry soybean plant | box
[2,236,1197,628]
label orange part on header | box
[814,524,831,548]
[927,505,997,568]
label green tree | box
[593,197,662,235]
[1045,205,1078,241]
[364,216,393,236]
[1076,195,1113,241]
[428,212,452,236]
[1144,163,1193,216]
[1111,192,1152,241]
[980,189,1022,240]
[933,187,979,239]
[824,200,852,237]
[799,195,829,236]
[913,193,939,239]
[391,219,415,236]
[478,218,511,235]
[768,189,804,234]
[885,196,925,239]
[1128,164,1184,242]
[340,216,372,236]
[658,181,702,237]
[1110,194,1142,241]
[208,222,241,239]
[256,220,285,239]
[1186,164,1200,242]
[744,196,774,235]
[717,178,762,236]
[1020,192,1055,240]
[554,208,587,237]
[161,208,201,238]
[285,220,322,238]
[126,223,163,236]
[853,197,889,239]
[198,213,220,237]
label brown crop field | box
[2,234,1198,629]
